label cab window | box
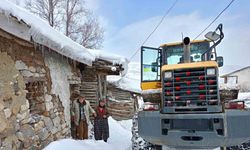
[141,47,161,81]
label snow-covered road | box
[44,117,132,150]
[44,92,250,150]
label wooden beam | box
[93,59,124,75]
[104,75,107,98]
[98,74,102,100]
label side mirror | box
[217,56,223,67]
[151,62,158,72]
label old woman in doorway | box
[94,99,110,142]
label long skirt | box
[94,118,109,141]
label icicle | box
[38,44,42,54]
[33,41,37,51]
[4,12,9,21]
[73,60,76,69]
[41,45,45,57]
[71,59,73,66]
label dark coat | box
[94,106,109,141]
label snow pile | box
[113,77,141,93]
[108,117,132,149]
[44,139,114,150]
[142,88,161,94]
[0,0,128,74]
[118,119,132,132]
[219,83,240,90]
[238,92,250,100]
[137,96,144,110]
[107,62,141,93]
[44,117,132,150]
[238,92,250,108]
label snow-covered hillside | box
[107,62,141,93]
[44,117,132,150]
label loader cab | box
[141,24,224,91]
[161,39,212,65]
[141,41,221,80]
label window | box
[141,47,161,81]
[163,42,210,65]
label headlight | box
[207,68,216,75]
[164,71,172,78]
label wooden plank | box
[103,75,107,98]
[109,112,133,117]
[111,116,132,121]
[82,82,98,85]
[108,106,134,110]
[109,112,133,118]
[107,108,132,114]
[81,91,97,93]
[80,84,98,87]
[80,90,98,93]
[108,102,134,107]
[98,74,102,99]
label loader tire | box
[131,112,162,150]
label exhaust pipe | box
[183,37,191,63]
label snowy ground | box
[43,93,250,150]
[238,92,250,108]
[44,117,132,150]
[238,92,250,100]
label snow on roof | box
[107,62,141,93]
[219,65,242,76]
[221,66,250,77]
[90,49,128,75]
[0,0,128,74]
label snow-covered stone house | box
[221,66,250,92]
[0,1,127,149]
[107,62,142,120]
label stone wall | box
[0,30,80,149]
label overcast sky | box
[83,0,250,66]
[12,0,250,66]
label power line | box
[193,0,235,40]
[129,0,178,61]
